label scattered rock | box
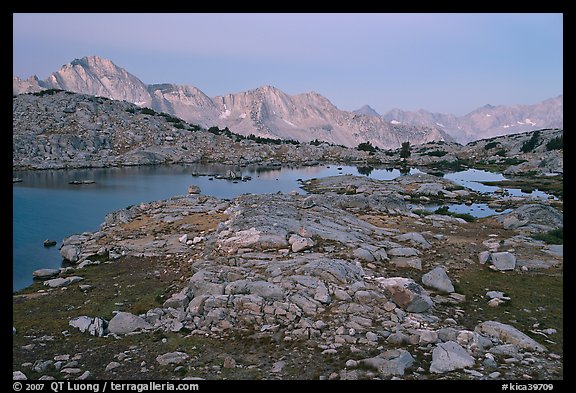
[61,368,82,374]
[416,183,445,196]
[105,362,121,372]
[60,245,80,262]
[289,234,315,252]
[391,256,422,270]
[489,344,520,357]
[19,167,561,381]
[156,352,190,366]
[359,349,414,376]
[544,244,563,257]
[43,239,57,247]
[33,268,60,279]
[33,360,54,373]
[387,332,410,345]
[76,371,91,380]
[271,360,286,373]
[353,248,375,262]
[476,321,546,352]
[388,247,420,257]
[486,290,508,300]
[188,185,201,194]
[395,232,432,249]
[421,266,454,293]
[365,332,379,342]
[223,356,236,369]
[225,280,284,300]
[430,341,475,373]
[483,357,498,370]
[163,292,190,309]
[69,316,108,337]
[345,359,358,368]
[487,298,504,307]
[13,371,27,380]
[490,252,516,271]
[376,277,433,313]
[108,312,152,335]
[69,316,93,333]
[44,276,84,288]
[478,251,491,264]
[418,330,439,345]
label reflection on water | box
[13,163,424,291]
[443,168,556,200]
[12,163,555,291]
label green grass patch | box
[422,150,447,157]
[139,107,158,116]
[546,135,563,151]
[31,89,64,96]
[484,141,499,150]
[532,228,563,245]
[413,209,433,217]
[430,158,471,172]
[455,266,563,357]
[480,176,563,199]
[434,205,475,222]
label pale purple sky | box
[13,13,562,116]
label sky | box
[13,13,563,116]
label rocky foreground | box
[13,173,563,380]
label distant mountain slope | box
[13,56,452,149]
[382,96,563,143]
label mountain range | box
[381,96,563,143]
[13,56,562,146]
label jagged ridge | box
[13,56,453,149]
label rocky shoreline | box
[13,172,563,380]
[13,91,563,180]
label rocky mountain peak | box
[353,105,380,117]
[71,55,114,68]
[16,55,560,147]
[41,55,151,105]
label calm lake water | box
[12,164,421,291]
[12,164,553,292]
